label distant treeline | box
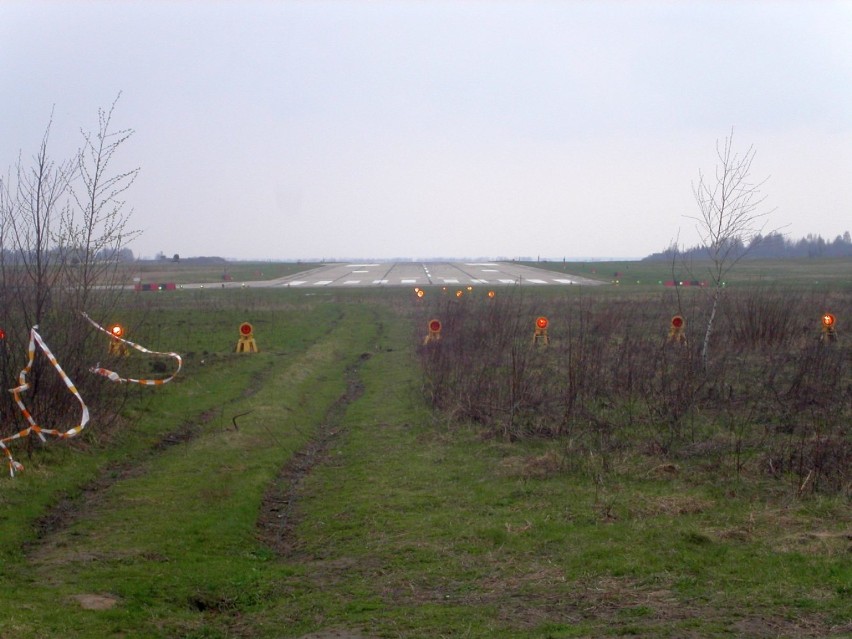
[644,231,852,261]
[0,246,135,265]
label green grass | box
[524,257,852,292]
[0,286,850,638]
[244,335,847,637]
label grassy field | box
[523,257,852,292]
[0,277,850,638]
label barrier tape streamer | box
[1,326,90,477]
[82,313,182,386]
[2,316,182,477]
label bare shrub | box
[722,287,802,348]
[417,287,852,495]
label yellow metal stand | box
[236,335,258,352]
[108,339,129,356]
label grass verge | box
[0,289,849,638]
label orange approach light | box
[236,322,258,352]
[424,318,442,345]
[820,312,837,342]
[107,324,128,356]
[487,290,496,298]
[533,316,549,345]
[669,315,686,343]
[415,288,425,298]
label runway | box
[224,262,605,289]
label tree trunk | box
[702,288,720,370]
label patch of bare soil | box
[70,593,119,610]
[376,559,850,637]
[256,354,368,558]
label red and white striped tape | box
[82,313,182,385]
[1,316,182,477]
[1,326,90,477]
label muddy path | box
[256,352,369,557]
[23,358,280,556]
[22,312,351,556]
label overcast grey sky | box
[2,1,851,261]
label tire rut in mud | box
[256,353,369,558]
[23,360,279,554]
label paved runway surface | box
[194,262,604,289]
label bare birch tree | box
[3,114,76,329]
[0,97,139,434]
[690,128,774,369]
[63,92,140,311]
